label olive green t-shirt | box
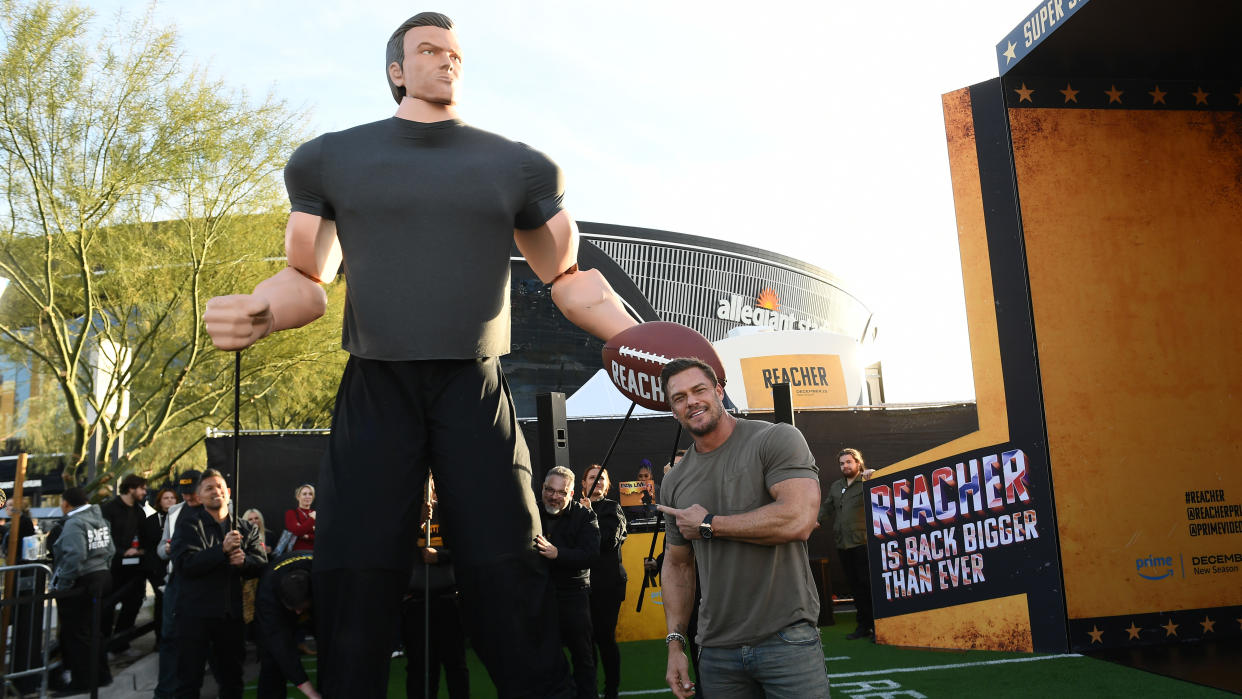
[660,419,821,647]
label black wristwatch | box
[699,513,714,540]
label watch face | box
[699,524,713,539]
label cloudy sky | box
[82,0,1042,402]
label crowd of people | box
[1,427,876,698]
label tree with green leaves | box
[0,0,345,486]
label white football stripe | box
[619,346,673,365]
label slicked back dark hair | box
[386,12,455,104]
[659,357,721,405]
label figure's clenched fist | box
[204,294,273,351]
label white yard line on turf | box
[827,653,1084,678]
[618,653,1086,694]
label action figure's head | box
[386,12,460,106]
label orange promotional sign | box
[740,354,847,410]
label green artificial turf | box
[245,613,1233,697]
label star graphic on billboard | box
[1087,625,1103,644]
[1014,83,1034,103]
[1161,619,1178,637]
[1105,85,1124,104]
[1059,83,1079,103]
[1002,41,1017,64]
[1124,622,1141,640]
[1148,85,1167,105]
[1192,86,1210,105]
[1200,616,1215,633]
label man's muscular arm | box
[657,477,822,546]
[660,543,697,699]
[514,210,637,342]
[203,212,340,351]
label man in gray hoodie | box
[52,487,116,692]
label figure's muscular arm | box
[203,212,340,351]
[514,210,637,342]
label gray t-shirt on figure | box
[284,117,564,360]
[660,418,821,647]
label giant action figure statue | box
[204,12,635,697]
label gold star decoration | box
[1234,87,1242,105]
[1003,41,1017,64]
[1148,85,1167,105]
[1125,622,1142,640]
[1087,625,1104,644]
[1105,85,1124,104]
[1162,619,1179,637]
[1060,83,1079,103]
[1014,83,1035,103]
[1201,616,1216,633]
[1192,86,1210,105]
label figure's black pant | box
[840,545,873,630]
[105,564,146,649]
[589,586,623,693]
[401,590,469,699]
[314,358,573,699]
[57,570,112,690]
[174,615,244,699]
[557,587,596,699]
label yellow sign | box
[740,354,847,409]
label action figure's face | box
[583,467,609,501]
[542,475,572,515]
[839,454,861,479]
[667,368,726,437]
[197,476,230,511]
[390,25,463,106]
[297,487,315,509]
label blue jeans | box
[698,621,831,698]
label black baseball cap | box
[176,469,202,494]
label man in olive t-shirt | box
[656,358,830,699]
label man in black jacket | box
[171,469,267,698]
[580,464,627,699]
[537,466,601,699]
[255,551,320,699]
[100,473,150,652]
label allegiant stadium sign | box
[715,289,826,331]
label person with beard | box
[818,448,875,640]
[578,464,626,699]
[655,358,828,699]
[536,467,600,699]
[171,469,267,698]
[99,473,150,652]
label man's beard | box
[683,402,722,436]
[543,502,566,515]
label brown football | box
[602,322,725,410]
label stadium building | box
[505,221,882,417]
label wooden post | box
[0,452,29,676]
